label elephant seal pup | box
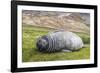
[36,31,83,52]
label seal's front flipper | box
[62,49,72,52]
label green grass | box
[76,33,90,44]
[22,25,90,62]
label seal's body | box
[36,31,83,52]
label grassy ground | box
[22,25,90,62]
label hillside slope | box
[22,10,90,34]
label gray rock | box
[36,31,83,52]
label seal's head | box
[36,35,49,52]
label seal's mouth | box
[36,36,49,52]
